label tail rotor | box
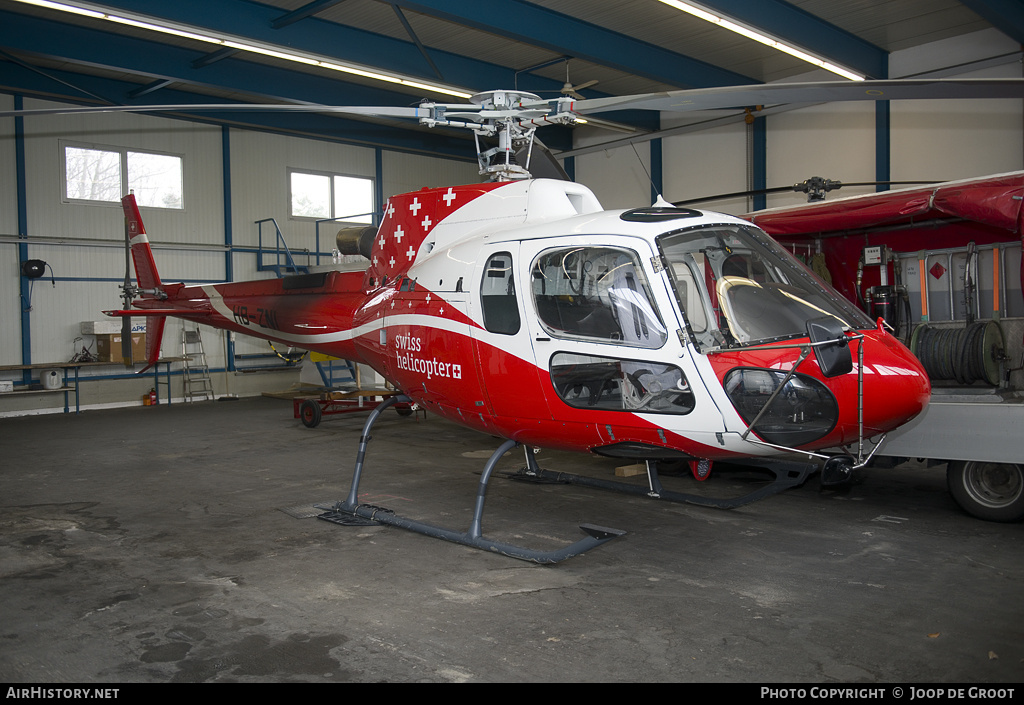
[120,201,136,366]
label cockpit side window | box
[481,252,520,335]
[550,352,695,415]
[530,246,667,349]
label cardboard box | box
[96,333,147,364]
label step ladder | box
[181,323,215,402]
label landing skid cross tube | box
[318,396,625,564]
[511,450,815,510]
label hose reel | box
[910,321,1004,386]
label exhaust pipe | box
[335,225,376,260]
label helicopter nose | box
[858,330,931,436]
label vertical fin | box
[137,316,166,374]
[121,194,165,373]
[121,193,162,291]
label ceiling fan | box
[560,60,598,100]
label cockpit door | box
[519,235,727,450]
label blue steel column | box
[752,115,767,211]
[222,125,236,371]
[650,138,663,204]
[222,125,233,281]
[876,58,891,192]
[15,95,31,381]
[374,147,383,224]
[875,102,890,192]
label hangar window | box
[62,142,183,209]
[289,170,374,224]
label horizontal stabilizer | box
[103,307,212,317]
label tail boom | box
[115,194,367,369]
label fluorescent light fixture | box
[15,0,102,19]
[106,15,223,45]
[658,0,865,81]
[12,0,475,98]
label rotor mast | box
[418,90,578,181]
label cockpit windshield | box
[658,224,872,351]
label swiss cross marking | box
[389,256,396,268]
[406,245,416,260]
[442,187,456,206]
[409,198,422,215]
[379,233,386,248]
[386,201,395,218]
[425,293,432,304]
[421,215,432,230]
[394,225,405,243]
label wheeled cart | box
[294,389,414,427]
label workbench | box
[0,359,178,413]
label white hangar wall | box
[572,127,654,211]
[889,31,1024,183]
[0,101,476,416]
[573,28,1024,215]
[662,119,749,215]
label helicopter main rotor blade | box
[672,180,938,207]
[0,103,428,119]
[6,78,1024,124]
[569,78,1024,115]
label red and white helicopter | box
[15,79,1022,561]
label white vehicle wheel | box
[947,460,1024,522]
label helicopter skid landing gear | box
[318,396,625,563]
[510,451,815,510]
[820,454,856,488]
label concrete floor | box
[1,397,1022,683]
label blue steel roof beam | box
[0,64,479,158]
[192,47,241,69]
[128,79,174,99]
[56,0,548,96]
[0,2,651,132]
[958,0,1024,45]
[0,11,491,109]
[271,0,350,30]
[0,47,115,104]
[390,4,445,81]
[80,0,753,90]
[694,0,888,79]
[388,0,755,88]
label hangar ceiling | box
[0,0,1020,160]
